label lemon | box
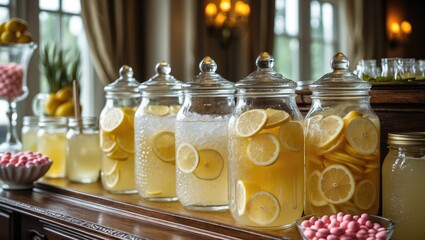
[315,134,344,156]
[106,145,129,160]
[247,133,280,166]
[147,105,170,116]
[169,105,182,114]
[343,110,363,127]
[246,191,280,225]
[193,149,224,180]
[103,168,119,188]
[236,180,261,215]
[103,158,119,175]
[308,170,327,207]
[324,151,367,167]
[55,87,73,101]
[116,133,135,154]
[100,108,130,135]
[100,130,116,153]
[307,115,344,149]
[16,31,32,43]
[44,93,62,115]
[235,109,268,137]
[264,109,290,128]
[54,99,75,116]
[176,142,199,173]
[151,131,175,163]
[279,121,304,152]
[345,117,379,155]
[0,30,17,43]
[353,180,376,210]
[5,17,28,32]
[319,164,355,204]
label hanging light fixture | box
[204,0,251,47]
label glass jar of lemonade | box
[382,132,425,240]
[304,52,380,216]
[228,52,304,228]
[99,65,141,193]
[37,116,68,178]
[135,61,183,201]
[22,116,39,152]
[175,56,235,211]
[66,117,101,183]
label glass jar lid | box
[182,56,234,96]
[310,52,371,97]
[388,132,425,147]
[68,116,98,129]
[235,52,297,96]
[139,61,183,97]
[38,116,68,128]
[104,65,141,98]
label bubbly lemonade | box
[22,128,38,152]
[228,109,304,228]
[100,107,137,193]
[38,132,67,178]
[135,105,180,201]
[175,118,229,210]
[304,111,380,216]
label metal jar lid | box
[139,61,183,97]
[182,56,235,96]
[387,132,425,147]
[310,52,371,97]
[104,65,141,98]
[235,52,297,96]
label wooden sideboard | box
[0,82,424,240]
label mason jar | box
[382,132,425,240]
[37,116,68,178]
[135,61,183,201]
[66,117,101,183]
[99,65,141,193]
[175,56,235,211]
[304,52,380,216]
[21,116,39,152]
[228,52,304,228]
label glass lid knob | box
[256,52,274,69]
[156,61,171,75]
[119,65,134,78]
[331,52,349,70]
[199,56,217,73]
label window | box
[274,0,340,82]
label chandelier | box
[204,0,251,47]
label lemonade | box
[21,116,38,152]
[304,111,380,215]
[228,109,304,228]
[135,104,180,201]
[100,107,137,193]
[175,119,229,210]
[38,132,67,178]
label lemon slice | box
[247,133,280,166]
[353,180,376,210]
[309,203,338,215]
[343,110,363,127]
[235,109,268,137]
[169,105,182,114]
[236,180,261,215]
[100,108,129,135]
[279,121,304,152]
[103,168,119,188]
[100,130,116,153]
[103,158,119,175]
[319,164,355,204]
[246,191,280,225]
[307,115,344,149]
[147,105,170,116]
[107,146,129,160]
[264,109,290,128]
[345,117,379,155]
[308,170,327,207]
[116,133,135,154]
[193,149,224,180]
[176,142,199,173]
[151,131,176,163]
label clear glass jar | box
[175,56,235,211]
[379,57,400,82]
[66,117,101,183]
[21,116,39,152]
[359,59,379,82]
[415,59,425,81]
[399,58,416,81]
[382,132,425,240]
[37,116,68,178]
[304,52,380,216]
[228,52,304,228]
[135,61,183,201]
[99,65,141,194]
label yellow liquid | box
[101,154,136,193]
[382,156,425,239]
[37,133,67,178]
[67,133,101,183]
[22,129,38,152]
[228,124,304,228]
[304,114,380,215]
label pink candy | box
[300,212,388,240]
[0,62,24,101]
[0,151,51,168]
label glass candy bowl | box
[0,43,37,153]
